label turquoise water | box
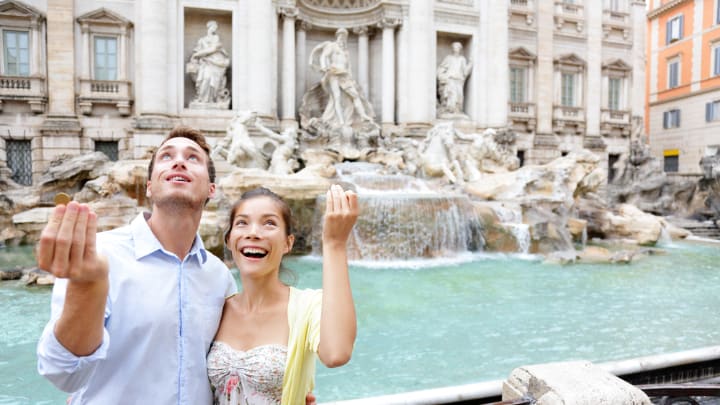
[1,242,720,403]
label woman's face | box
[227,196,294,278]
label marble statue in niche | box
[187,20,231,109]
[437,41,472,119]
[299,28,379,159]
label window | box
[6,139,32,185]
[608,0,621,12]
[3,30,29,76]
[717,1,720,25]
[608,77,621,110]
[561,73,575,106]
[517,150,525,167]
[713,44,720,77]
[666,15,683,44]
[667,59,679,89]
[663,109,680,128]
[94,140,118,161]
[706,100,720,122]
[510,67,526,103]
[663,150,679,172]
[94,36,117,80]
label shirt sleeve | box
[306,290,322,353]
[36,278,111,393]
[224,268,238,297]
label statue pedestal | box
[189,100,230,110]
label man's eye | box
[188,155,199,162]
[160,153,171,160]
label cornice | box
[647,0,691,19]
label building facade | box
[647,0,720,175]
[0,0,645,186]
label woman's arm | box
[317,184,358,368]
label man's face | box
[146,137,216,211]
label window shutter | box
[715,47,720,76]
[666,20,671,44]
[679,16,684,39]
[706,102,713,122]
[663,111,668,128]
[676,110,680,127]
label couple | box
[36,126,358,404]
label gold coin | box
[54,192,71,206]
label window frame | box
[561,72,575,107]
[92,35,118,81]
[706,100,720,122]
[712,42,720,77]
[608,77,621,111]
[510,66,527,103]
[663,109,681,129]
[667,57,680,89]
[2,29,29,76]
[666,15,684,44]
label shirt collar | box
[130,212,208,263]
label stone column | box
[118,26,127,81]
[379,19,399,125]
[248,1,275,119]
[479,0,509,127]
[45,0,76,118]
[631,0,646,124]
[80,23,90,78]
[400,0,434,127]
[39,0,81,178]
[279,6,298,125]
[535,0,554,136]
[135,0,168,116]
[296,21,312,107]
[30,17,41,76]
[585,0,602,139]
[353,26,370,98]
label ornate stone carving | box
[437,42,472,119]
[211,111,267,169]
[299,28,379,158]
[186,20,231,109]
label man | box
[36,126,314,404]
[311,27,373,127]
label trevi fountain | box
[2,22,720,405]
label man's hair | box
[147,125,216,183]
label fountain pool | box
[1,241,719,403]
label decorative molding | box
[509,47,536,61]
[0,0,44,22]
[278,6,299,19]
[77,7,132,28]
[555,53,586,68]
[434,8,480,26]
[295,0,402,30]
[647,0,690,19]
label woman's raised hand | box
[322,184,358,248]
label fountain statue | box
[437,41,472,119]
[210,110,267,169]
[186,20,231,109]
[299,28,380,160]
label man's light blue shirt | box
[37,212,237,404]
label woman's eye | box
[234,220,247,227]
[264,220,277,227]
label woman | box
[208,185,358,405]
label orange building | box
[647,0,720,174]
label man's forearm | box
[54,279,109,356]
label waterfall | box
[310,163,484,261]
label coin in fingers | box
[54,192,71,206]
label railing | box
[78,78,132,116]
[509,102,535,117]
[0,75,47,113]
[510,0,529,6]
[555,105,584,121]
[90,81,120,93]
[555,0,584,17]
[601,108,630,124]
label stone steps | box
[666,218,720,240]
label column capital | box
[278,6,299,19]
[298,20,313,32]
[352,25,372,36]
[377,17,401,30]
[80,22,90,34]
